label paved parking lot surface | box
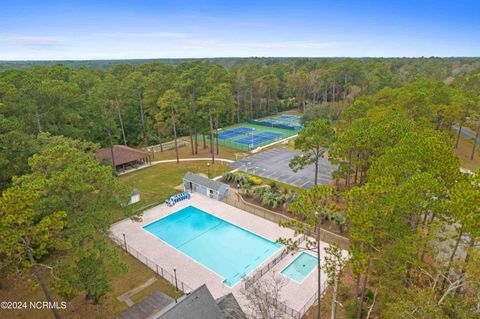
[230,148,336,188]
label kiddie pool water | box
[281,252,318,283]
[143,205,283,286]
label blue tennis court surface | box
[278,115,299,120]
[257,115,303,131]
[235,131,283,145]
[143,206,283,287]
[218,127,253,140]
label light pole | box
[315,211,321,319]
[237,183,240,202]
[207,162,210,178]
[173,266,178,292]
[122,232,127,253]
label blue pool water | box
[143,206,283,286]
[281,252,318,283]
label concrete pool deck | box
[110,194,334,317]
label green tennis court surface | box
[201,123,296,151]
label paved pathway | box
[119,158,234,176]
[117,277,157,307]
[151,158,234,164]
[453,125,479,144]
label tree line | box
[283,72,479,318]
[0,57,479,319]
[1,57,479,190]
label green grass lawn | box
[118,161,232,216]
[151,143,245,161]
[1,158,234,319]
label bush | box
[223,172,251,186]
[344,299,368,319]
[344,301,355,319]
[222,172,236,183]
[248,175,263,185]
[268,181,278,191]
[261,190,285,209]
[365,288,375,303]
[338,284,350,301]
[252,186,270,198]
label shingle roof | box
[183,172,228,192]
[153,284,222,319]
[96,145,150,166]
[216,294,247,319]
[116,291,174,319]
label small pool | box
[281,252,317,283]
[143,205,283,287]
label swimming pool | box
[143,205,283,286]
[281,252,318,283]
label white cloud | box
[95,31,191,39]
[225,40,345,49]
[0,35,67,45]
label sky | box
[0,0,479,60]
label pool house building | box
[183,172,229,200]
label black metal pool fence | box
[110,232,193,293]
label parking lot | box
[230,148,336,189]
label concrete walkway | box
[453,125,479,144]
[117,277,157,307]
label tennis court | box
[218,127,253,140]
[253,114,303,131]
[235,131,283,145]
[200,123,295,151]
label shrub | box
[268,181,278,191]
[261,191,285,209]
[235,174,251,186]
[223,172,251,186]
[222,172,236,183]
[344,301,355,319]
[283,190,297,203]
[248,175,263,185]
[365,288,375,303]
[252,186,269,198]
[338,284,350,301]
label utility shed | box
[183,172,229,200]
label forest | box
[1,57,480,319]
[1,57,479,189]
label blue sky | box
[0,0,479,60]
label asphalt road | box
[453,125,479,144]
[230,148,336,189]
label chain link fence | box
[224,190,347,318]
[110,233,193,293]
[146,139,188,153]
[244,234,306,290]
[224,190,350,250]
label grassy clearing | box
[0,242,180,319]
[454,134,480,172]
[119,161,232,210]
[150,142,246,161]
[130,279,182,304]
[1,160,232,319]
